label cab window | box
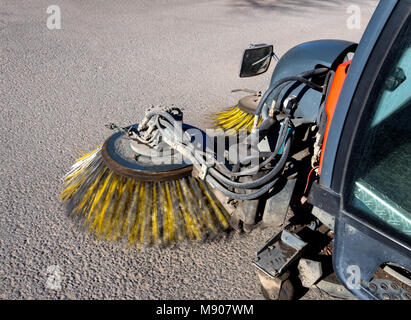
[345,17,411,238]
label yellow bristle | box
[60,147,231,247]
[214,106,261,132]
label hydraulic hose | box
[215,118,291,178]
[272,68,329,112]
[206,175,279,201]
[254,67,329,125]
[208,135,291,189]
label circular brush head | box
[60,131,230,247]
[214,94,262,132]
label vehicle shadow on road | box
[230,0,376,13]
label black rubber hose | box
[208,118,290,178]
[256,68,329,120]
[272,68,329,111]
[249,117,276,144]
[244,118,290,165]
[208,136,291,189]
[224,118,291,177]
[206,175,279,201]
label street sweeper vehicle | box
[60,0,411,300]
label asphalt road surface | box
[1,0,378,300]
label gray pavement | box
[0,0,378,299]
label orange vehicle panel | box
[319,60,352,174]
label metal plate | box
[366,278,411,300]
[238,94,261,114]
[253,230,307,277]
[102,126,193,182]
[263,178,296,227]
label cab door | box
[310,0,411,299]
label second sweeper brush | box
[213,90,262,132]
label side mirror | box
[240,44,274,78]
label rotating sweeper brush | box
[213,90,262,132]
[60,106,230,247]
